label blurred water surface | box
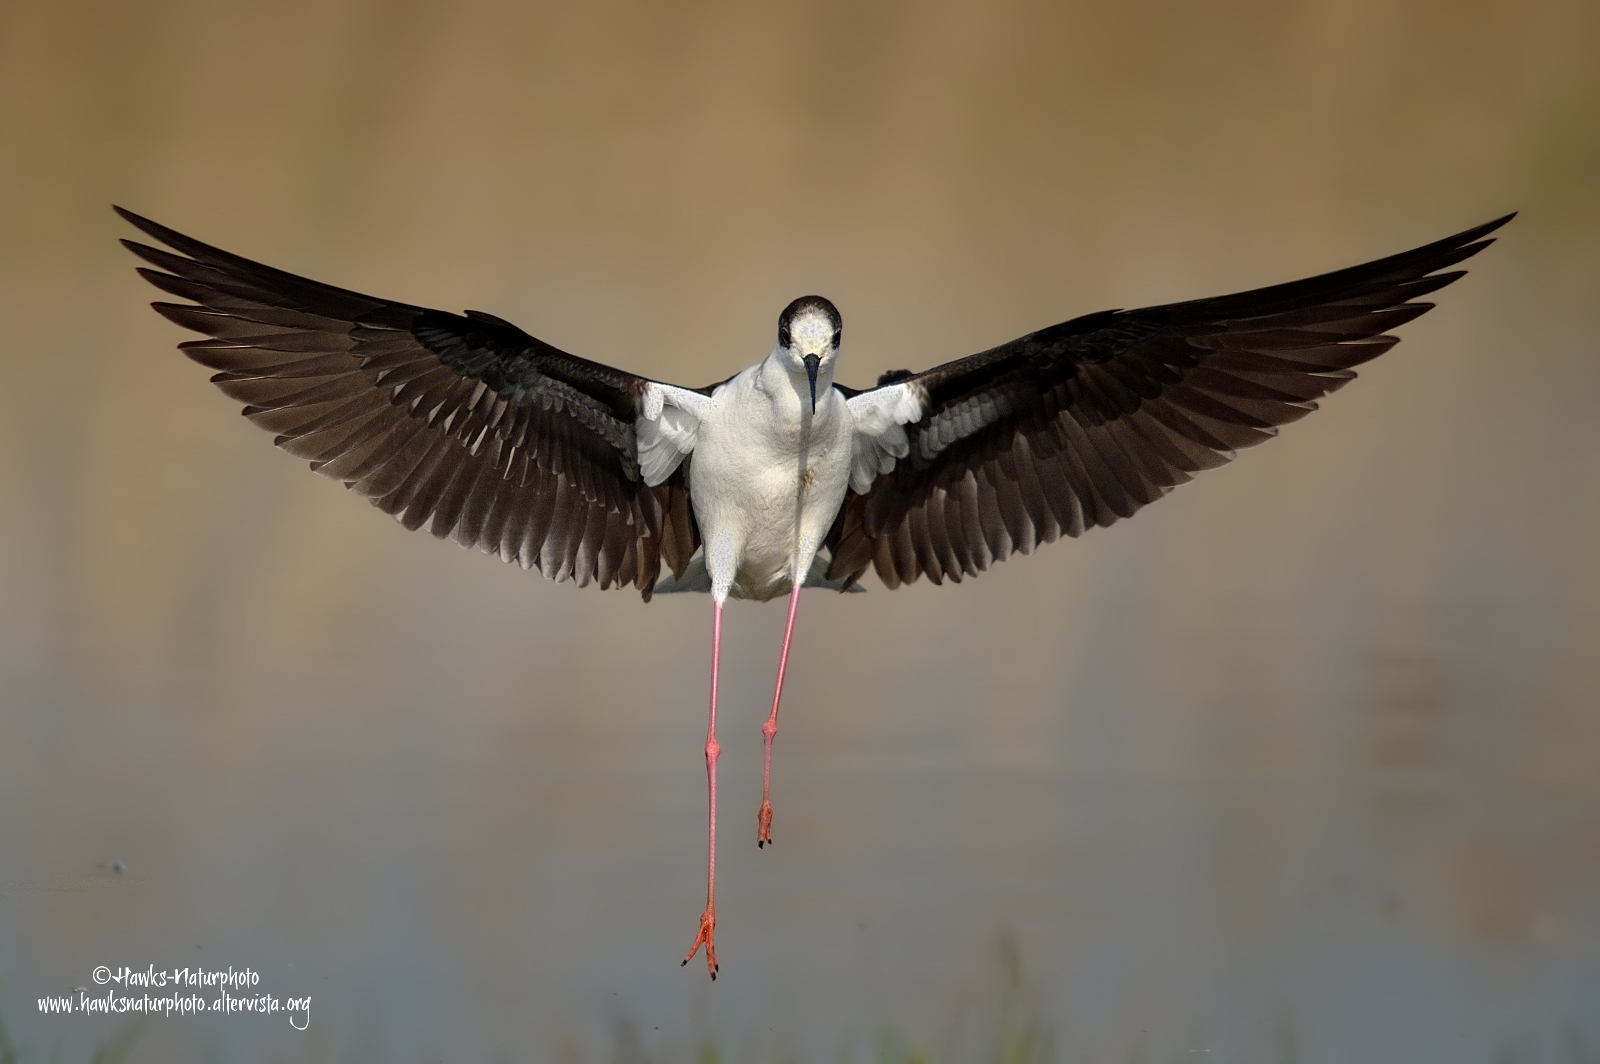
[1,1,1597,1061]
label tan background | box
[1,0,1597,1060]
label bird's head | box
[776,295,841,413]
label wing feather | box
[118,206,701,598]
[828,215,1512,589]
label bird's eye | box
[779,326,791,347]
[832,330,841,347]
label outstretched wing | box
[828,214,1513,589]
[118,207,700,599]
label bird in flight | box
[118,207,1510,978]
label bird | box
[116,206,1511,978]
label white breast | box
[636,371,923,601]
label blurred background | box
[1,0,1597,1060]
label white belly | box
[689,372,854,601]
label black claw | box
[757,840,764,849]
[680,959,687,967]
[710,971,717,981]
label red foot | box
[757,800,773,848]
[681,904,718,979]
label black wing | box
[827,214,1513,589]
[117,207,700,599]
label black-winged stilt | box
[118,207,1510,977]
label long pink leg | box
[682,599,722,978]
[758,583,802,848]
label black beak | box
[803,354,820,413]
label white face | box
[784,307,844,385]
[785,308,839,359]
